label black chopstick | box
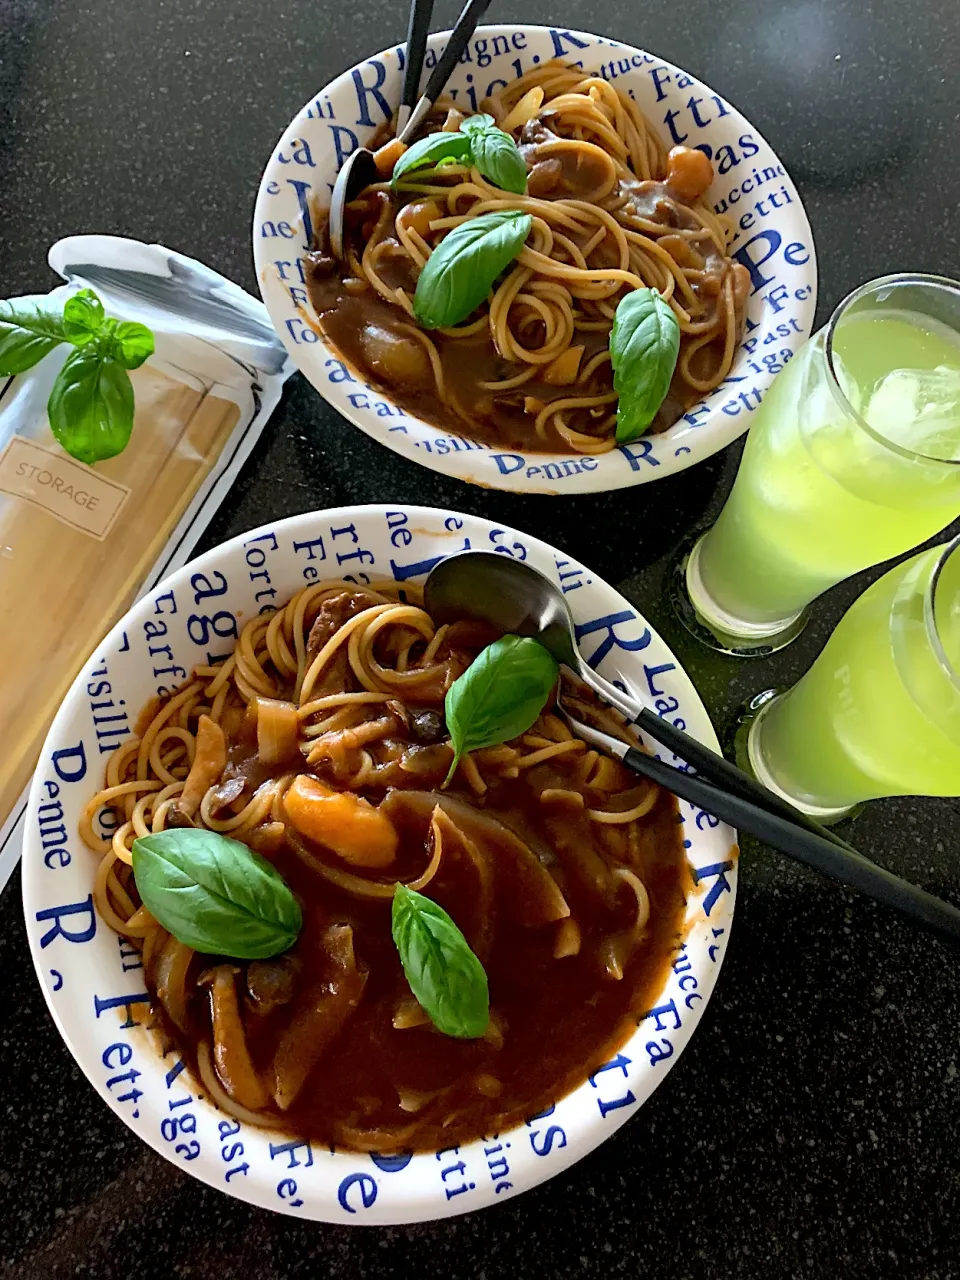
[398,0,435,131]
[589,664,861,858]
[632,706,863,856]
[618,742,960,944]
[420,0,492,106]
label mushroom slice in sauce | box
[247,955,300,1014]
[271,924,368,1111]
[207,773,247,816]
[199,964,269,1112]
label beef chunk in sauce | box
[408,708,447,745]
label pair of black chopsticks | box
[397,0,491,135]
[625,704,960,943]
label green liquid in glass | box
[698,309,960,628]
[755,544,960,809]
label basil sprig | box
[392,113,527,196]
[444,634,558,782]
[610,287,681,443]
[413,210,532,329]
[460,114,528,194]
[0,287,154,464]
[391,131,474,186]
[62,289,106,343]
[391,883,489,1038]
[132,828,302,959]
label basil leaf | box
[463,122,527,195]
[413,210,532,329]
[391,883,488,1038]
[0,295,69,375]
[445,634,558,781]
[392,131,473,187]
[132,828,302,959]
[113,320,155,369]
[62,288,105,345]
[610,287,681,443]
[459,113,497,136]
[47,344,136,464]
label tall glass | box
[745,535,960,817]
[683,274,960,653]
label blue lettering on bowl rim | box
[21,510,736,1222]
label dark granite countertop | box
[1,1,959,1276]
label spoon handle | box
[399,0,491,140]
[398,0,435,131]
[617,743,960,943]
[421,0,491,105]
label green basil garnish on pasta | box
[609,287,681,443]
[392,116,527,196]
[391,131,474,187]
[413,210,532,329]
[132,827,302,959]
[391,883,489,1038]
[458,112,497,133]
[460,114,528,194]
[444,633,558,783]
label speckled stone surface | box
[1,1,959,1275]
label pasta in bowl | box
[23,506,736,1222]
[254,26,816,492]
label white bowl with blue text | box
[22,506,736,1223]
[254,25,816,494]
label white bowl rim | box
[22,503,737,1223]
[253,24,818,494]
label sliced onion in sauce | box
[392,996,431,1030]
[256,696,300,765]
[196,1041,281,1130]
[152,933,195,1033]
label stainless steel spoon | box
[329,0,491,259]
[424,548,831,815]
[329,0,433,259]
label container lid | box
[49,235,292,379]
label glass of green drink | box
[744,534,960,818]
[681,273,960,654]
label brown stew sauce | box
[147,600,689,1152]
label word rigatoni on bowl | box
[255,26,816,493]
[23,506,736,1224]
